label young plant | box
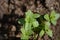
[38,17,52,37]
[44,10,60,25]
[18,10,60,40]
[39,10,60,37]
[18,10,40,40]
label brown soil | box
[0,0,60,40]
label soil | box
[0,0,60,40]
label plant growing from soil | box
[18,10,40,40]
[40,10,60,37]
[18,10,60,40]
[44,10,60,26]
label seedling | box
[18,10,40,40]
[44,10,60,25]
[39,10,60,37]
[18,10,60,40]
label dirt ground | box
[0,0,60,40]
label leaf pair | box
[45,21,53,37]
[44,10,60,25]
[39,28,53,38]
[25,10,40,19]
[21,27,33,40]
[39,21,51,37]
[46,29,53,37]
[25,10,40,27]
[25,10,40,23]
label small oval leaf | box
[45,21,50,30]
[55,14,60,20]
[33,14,40,18]
[51,20,57,26]
[46,29,53,37]
[39,30,44,37]
[44,14,50,21]
[32,21,39,27]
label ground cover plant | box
[18,10,60,40]
[0,0,60,40]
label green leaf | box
[25,23,32,30]
[46,29,53,37]
[44,14,50,21]
[25,10,34,22]
[26,30,33,35]
[18,18,25,24]
[21,28,32,39]
[21,34,29,40]
[21,28,26,35]
[25,10,33,17]
[30,17,35,23]
[25,16,29,22]
[45,21,50,30]
[50,10,56,18]
[33,14,40,18]
[39,30,45,37]
[25,23,29,30]
[51,20,57,26]
[50,10,59,25]
[45,21,50,27]
[55,14,60,20]
[32,21,39,27]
